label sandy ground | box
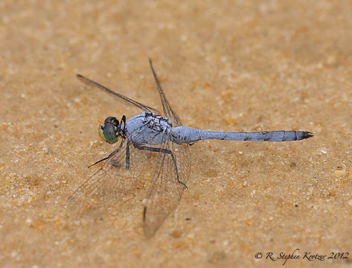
[1,1,352,267]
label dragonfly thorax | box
[143,112,172,134]
[98,116,126,144]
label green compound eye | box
[98,124,106,141]
[98,121,118,144]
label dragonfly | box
[69,60,313,238]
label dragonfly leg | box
[88,139,125,168]
[120,115,127,132]
[126,142,130,169]
[134,145,188,189]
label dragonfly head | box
[98,116,121,144]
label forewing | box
[149,60,183,126]
[143,140,191,238]
[77,74,160,114]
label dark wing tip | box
[76,74,88,84]
[143,206,147,221]
[76,74,85,80]
[149,58,155,70]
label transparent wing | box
[143,61,191,237]
[68,127,158,219]
[77,74,160,114]
[143,138,191,238]
[149,60,183,126]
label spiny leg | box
[121,115,126,124]
[88,139,125,168]
[126,142,130,169]
[120,115,127,131]
[134,144,187,189]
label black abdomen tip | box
[302,132,314,139]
